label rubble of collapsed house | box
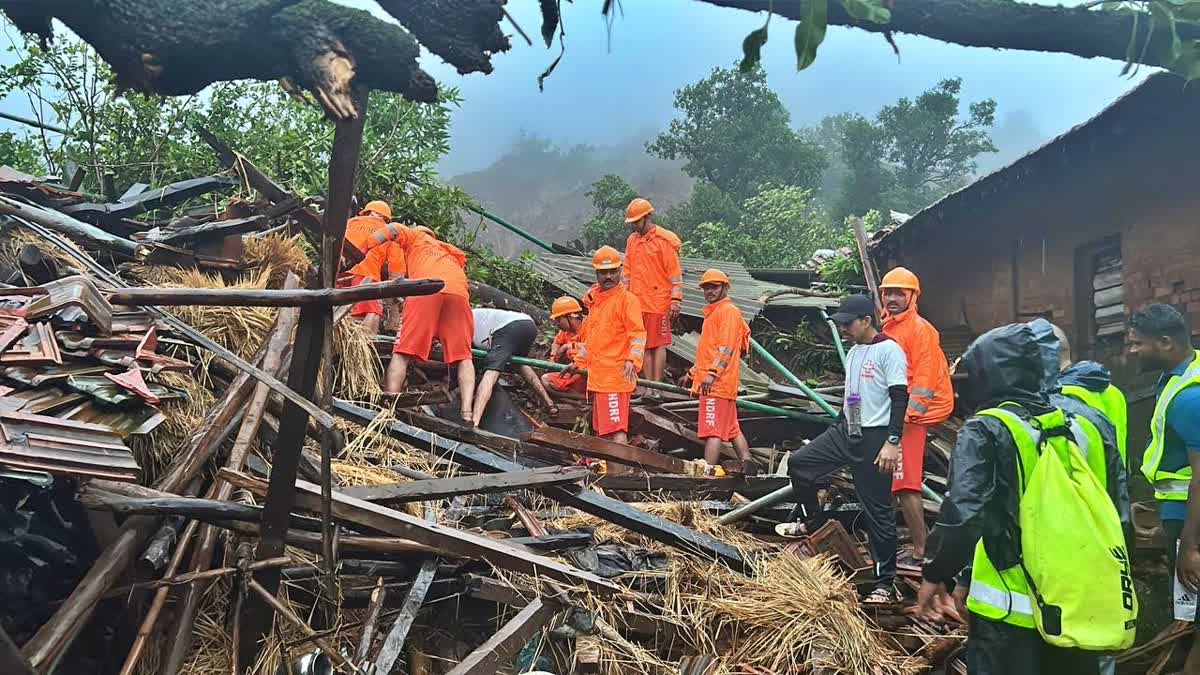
[0,140,1166,675]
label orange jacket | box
[574,285,646,393]
[348,242,406,281]
[623,224,683,315]
[551,329,580,364]
[881,290,954,425]
[690,297,750,400]
[365,224,469,298]
[345,214,390,252]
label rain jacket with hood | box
[689,297,751,400]
[923,323,1061,586]
[574,284,646,393]
[1026,319,1131,537]
[622,225,683,315]
[880,272,954,426]
[1058,361,1128,465]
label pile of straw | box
[243,233,312,287]
[550,500,918,675]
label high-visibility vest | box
[1061,383,1128,468]
[966,405,1104,629]
[1140,350,1200,501]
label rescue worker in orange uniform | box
[363,224,476,423]
[623,197,682,384]
[879,267,954,560]
[340,200,395,334]
[562,246,647,443]
[690,269,752,467]
[542,296,588,403]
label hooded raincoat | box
[574,284,646,393]
[881,278,954,426]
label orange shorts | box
[393,293,474,363]
[340,274,383,318]
[697,395,741,441]
[548,371,587,393]
[642,312,672,349]
[592,392,631,436]
[891,423,929,493]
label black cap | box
[829,295,875,324]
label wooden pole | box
[375,558,438,674]
[117,518,199,675]
[443,599,559,675]
[160,274,300,675]
[246,579,363,675]
[106,277,441,307]
[0,624,35,675]
[851,216,884,317]
[355,577,388,665]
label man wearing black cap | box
[776,294,909,604]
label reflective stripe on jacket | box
[881,289,953,425]
[689,297,750,400]
[575,285,646,393]
[345,214,390,252]
[1061,383,1128,468]
[966,405,1103,629]
[622,225,683,314]
[1141,350,1200,501]
[364,224,469,298]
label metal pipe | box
[466,348,833,424]
[820,309,848,368]
[717,485,793,525]
[465,204,556,253]
[747,338,838,417]
[0,110,69,135]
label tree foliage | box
[648,65,826,201]
[684,184,833,267]
[581,174,638,249]
[835,78,996,218]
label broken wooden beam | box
[0,624,35,675]
[146,214,268,243]
[79,490,325,532]
[220,469,622,594]
[355,577,388,665]
[332,400,749,572]
[340,466,590,505]
[0,194,140,257]
[443,598,559,675]
[524,427,687,474]
[374,557,438,674]
[107,277,443,307]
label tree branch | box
[700,0,1188,70]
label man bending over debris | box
[879,267,953,561]
[561,246,646,444]
[364,224,475,423]
[689,269,752,467]
[542,296,588,402]
[470,307,556,426]
[339,199,395,334]
[777,294,906,604]
[623,197,682,385]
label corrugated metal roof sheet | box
[532,253,798,322]
[668,332,773,394]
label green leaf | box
[794,0,829,70]
[740,26,770,73]
[838,0,892,24]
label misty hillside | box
[450,133,694,256]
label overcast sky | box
[1,2,1150,178]
[339,0,1148,176]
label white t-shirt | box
[844,338,909,429]
[472,308,533,349]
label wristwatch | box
[887,434,902,446]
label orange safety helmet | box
[880,266,921,295]
[625,198,654,223]
[550,296,584,319]
[698,268,731,287]
[361,200,392,219]
[591,245,623,270]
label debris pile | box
[0,148,975,675]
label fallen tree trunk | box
[108,277,443,307]
[0,195,140,257]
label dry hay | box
[0,227,86,277]
[549,501,917,675]
[243,233,313,287]
[327,314,382,403]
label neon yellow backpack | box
[981,406,1137,650]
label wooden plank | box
[524,427,687,474]
[108,278,442,307]
[443,598,558,675]
[340,466,590,504]
[331,400,749,572]
[596,473,789,499]
[219,469,621,594]
[1093,285,1124,308]
[374,557,437,674]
